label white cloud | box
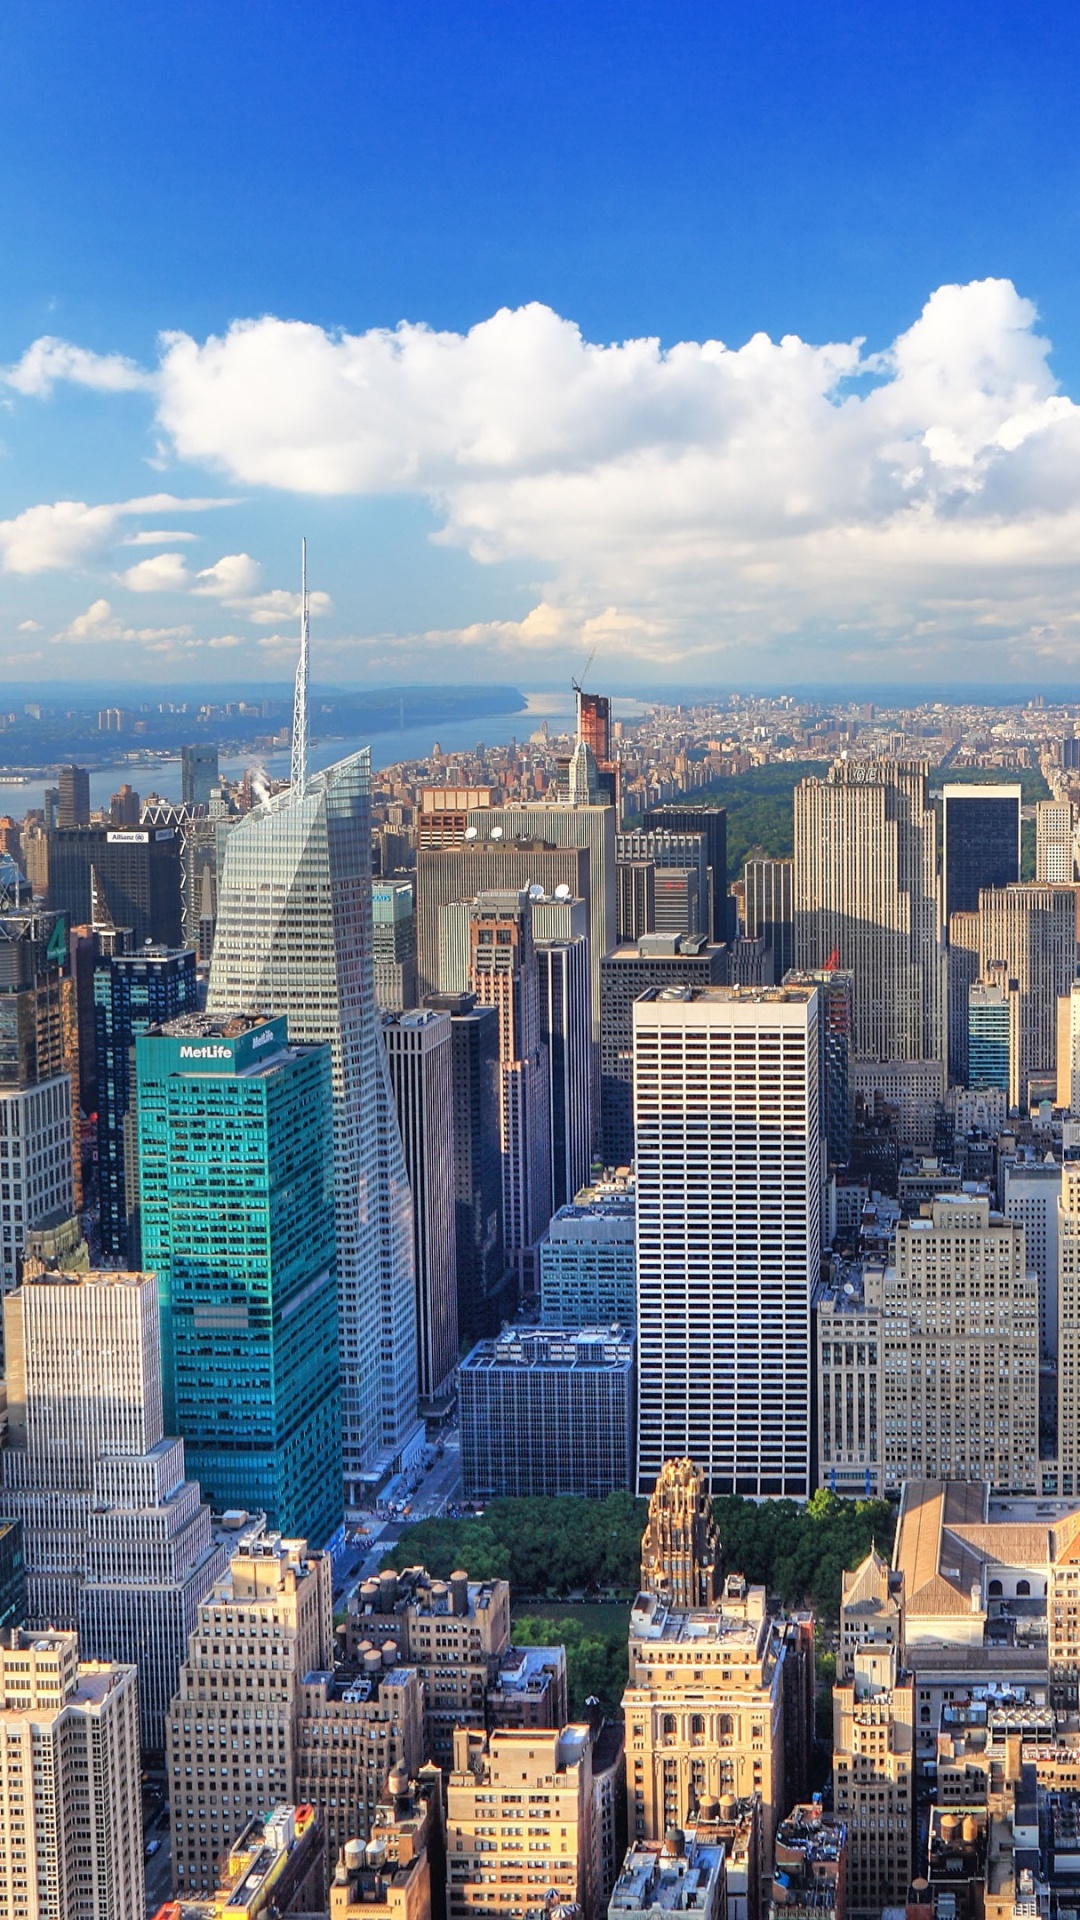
[121,551,192,592]
[13,282,1080,671]
[0,494,237,575]
[16,618,41,633]
[193,552,262,598]
[146,281,1080,667]
[2,336,151,396]
[114,547,323,627]
[123,529,198,545]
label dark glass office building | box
[47,824,183,946]
[942,783,1021,920]
[642,804,729,942]
[423,990,509,1343]
[94,946,199,1261]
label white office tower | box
[794,759,944,1064]
[0,1267,225,1751]
[208,594,420,1505]
[1058,978,1080,1113]
[0,1627,143,1920]
[1037,799,1077,884]
[633,983,820,1498]
[382,1009,459,1406]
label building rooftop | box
[610,1837,726,1914]
[461,1325,635,1371]
[629,1586,767,1649]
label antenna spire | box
[291,537,309,797]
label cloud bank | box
[7,278,1080,674]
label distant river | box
[0,695,592,816]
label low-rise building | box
[296,1657,425,1871]
[623,1579,790,1856]
[768,1803,847,1920]
[609,1830,727,1920]
[346,1566,511,1769]
[458,1325,636,1500]
[487,1646,569,1731]
[447,1725,595,1920]
[831,1645,914,1919]
[539,1179,636,1328]
[151,1805,325,1920]
[329,1765,442,1920]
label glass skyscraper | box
[136,1012,342,1546]
[94,945,198,1261]
[206,750,420,1507]
[941,782,1021,919]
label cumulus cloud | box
[2,337,152,396]
[0,494,236,575]
[12,280,1080,669]
[115,546,328,626]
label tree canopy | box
[393,1488,893,1617]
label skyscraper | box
[469,890,551,1281]
[421,990,507,1345]
[617,830,709,940]
[1058,1153,1080,1493]
[416,837,590,1015]
[94,944,199,1262]
[463,800,617,1054]
[1036,799,1077,884]
[743,856,794,980]
[382,1008,459,1405]
[0,1265,225,1749]
[167,1534,333,1894]
[794,759,944,1064]
[208,587,420,1506]
[782,966,853,1167]
[181,742,220,809]
[941,782,1022,918]
[0,1627,143,1920]
[536,930,593,1211]
[978,884,1077,1105]
[967,971,1018,1096]
[47,823,183,946]
[633,984,820,1498]
[0,881,80,1289]
[372,880,417,1012]
[638,1457,722,1610]
[600,934,728,1167]
[643,804,729,944]
[137,1012,342,1545]
[56,763,90,828]
[883,1195,1038,1490]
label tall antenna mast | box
[291,537,309,797]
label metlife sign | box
[152,1015,290,1076]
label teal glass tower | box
[136,1011,342,1547]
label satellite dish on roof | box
[529,883,545,901]
[554,883,572,900]
[490,825,504,840]
[464,825,478,840]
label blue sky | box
[2,0,1080,690]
